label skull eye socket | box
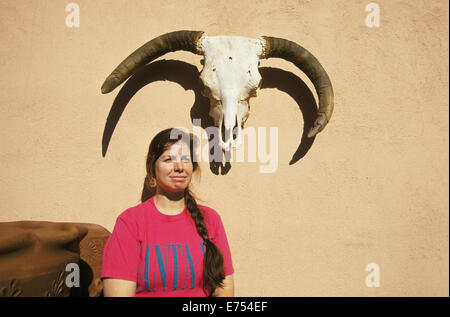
[199,81,221,101]
[200,59,205,65]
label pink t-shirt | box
[101,196,234,297]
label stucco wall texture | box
[0,0,448,296]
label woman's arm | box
[103,278,136,297]
[212,274,234,297]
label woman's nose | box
[173,160,184,172]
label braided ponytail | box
[184,189,225,295]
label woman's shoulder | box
[116,199,152,222]
[197,203,223,224]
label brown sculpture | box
[0,221,110,297]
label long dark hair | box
[143,128,225,295]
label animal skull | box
[101,30,334,151]
[198,36,263,150]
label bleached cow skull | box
[101,30,334,151]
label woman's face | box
[154,141,194,193]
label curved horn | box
[261,36,334,138]
[101,30,204,94]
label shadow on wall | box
[101,60,317,176]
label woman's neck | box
[153,189,185,215]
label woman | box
[101,128,234,297]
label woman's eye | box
[164,156,190,162]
